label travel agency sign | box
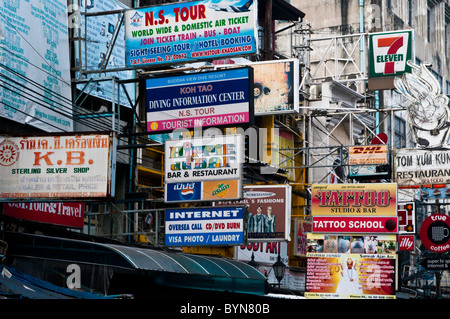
[369,30,414,78]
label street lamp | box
[248,252,259,269]
[272,253,286,288]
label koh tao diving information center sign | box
[146,67,253,132]
[125,0,258,67]
[0,134,114,199]
[165,206,245,246]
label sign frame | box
[420,213,450,253]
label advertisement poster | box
[164,134,243,183]
[4,202,84,228]
[215,184,291,241]
[0,0,72,132]
[250,59,299,114]
[311,183,398,217]
[0,134,114,199]
[146,68,253,132]
[306,233,396,299]
[165,206,245,246]
[125,0,258,67]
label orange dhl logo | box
[350,146,386,154]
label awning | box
[6,232,267,297]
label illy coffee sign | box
[369,30,414,78]
[420,214,450,253]
[398,235,415,251]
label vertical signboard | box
[125,0,258,67]
[146,67,253,132]
[0,0,73,132]
[0,133,115,199]
[165,206,245,246]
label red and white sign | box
[312,216,398,233]
[398,235,415,251]
[420,214,450,253]
[4,202,85,228]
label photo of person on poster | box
[335,257,363,295]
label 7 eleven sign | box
[369,30,414,78]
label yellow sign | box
[311,183,397,216]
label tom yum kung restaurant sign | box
[0,133,115,199]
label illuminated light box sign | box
[164,134,243,183]
[305,233,397,299]
[0,133,115,199]
[146,67,253,132]
[165,179,241,203]
[369,30,414,78]
[4,202,84,229]
[124,0,258,67]
[311,183,398,217]
[165,206,245,246]
[312,217,398,234]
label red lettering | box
[33,152,54,166]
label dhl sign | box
[369,30,414,78]
[349,145,388,165]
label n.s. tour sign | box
[369,30,414,78]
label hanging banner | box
[312,217,398,233]
[164,206,245,246]
[0,133,115,199]
[125,0,258,67]
[311,183,398,217]
[306,233,396,299]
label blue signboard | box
[165,206,245,246]
[146,67,253,132]
[165,182,202,202]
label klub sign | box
[369,30,414,78]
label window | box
[394,116,407,148]
[427,8,431,42]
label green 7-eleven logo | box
[369,31,413,78]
